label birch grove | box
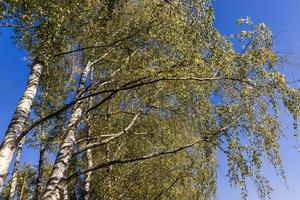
[0,1,300,200]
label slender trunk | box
[0,63,43,187]
[106,145,113,200]
[8,138,24,200]
[83,126,93,200]
[34,144,46,200]
[63,182,68,200]
[106,141,123,200]
[83,148,93,200]
[42,62,92,200]
[19,176,26,200]
[84,67,94,200]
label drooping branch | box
[85,76,252,113]
[52,28,142,57]
[66,138,203,181]
[19,73,252,143]
[67,109,244,182]
[154,172,188,200]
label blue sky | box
[214,0,300,200]
[0,1,300,199]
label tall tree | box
[0,63,42,187]
[1,163,36,200]
[8,139,25,200]
[1,1,300,199]
[42,62,93,199]
[0,0,75,186]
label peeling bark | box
[42,62,92,200]
[0,63,43,187]
[8,138,24,200]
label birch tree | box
[8,139,24,200]
[41,62,93,199]
[0,63,42,187]
[0,0,96,186]
[1,163,36,200]
[1,1,300,200]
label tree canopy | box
[0,0,299,199]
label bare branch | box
[73,113,141,156]
[0,23,35,29]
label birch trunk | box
[63,182,68,200]
[83,148,93,200]
[83,125,93,200]
[42,62,92,200]
[34,144,46,200]
[8,138,24,200]
[19,175,26,200]
[0,63,43,187]
[106,146,113,199]
[84,67,94,200]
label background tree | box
[1,163,36,200]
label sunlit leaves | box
[1,0,300,199]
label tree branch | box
[66,138,203,181]
[18,72,250,142]
[66,111,244,181]
[53,29,141,57]
[73,113,141,156]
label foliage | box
[1,0,299,199]
[1,163,36,200]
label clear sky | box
[214,0,300,200]
[0,1,300,199]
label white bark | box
[84,148,93,200]
[63,182,68,200]
[19,175,26,200]
[42,62,92,200]
[0,63,43,187]
[84,68,94,200]
[106,145,113,200]
[8,139,24,200]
